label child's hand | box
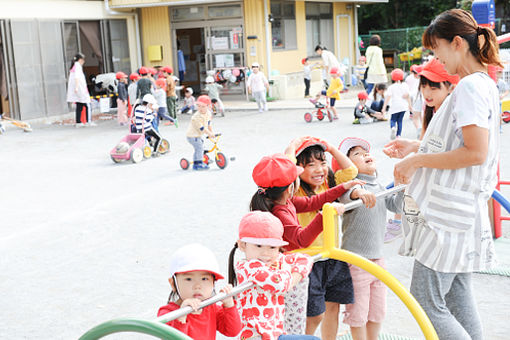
[351,188,376,208]
[219,284,235,308]
[289,272,304,289]
[177,298,202,323]
[331,202,346,216]
[343,179,365,190]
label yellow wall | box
[243,0,268,73]
[140,7,173,67]
[270,0,307,75]
[333,3,356,67]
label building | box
[0,0,141,121]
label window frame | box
[270,0,297,51]
[305,2,333,57]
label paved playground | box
[1,101,510,339]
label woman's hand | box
[394,154,420,185]
[383,139,420,159]
[219,284,235,308]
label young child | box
[228,210,319,340]
[302,58,318,98]
[337,137,403,340]
[181,87,196,114]
[128,72,140,116]
[134,94,162,153]
[136,66,153,99]
[158,243,242,339]
[186,95,214,170]
[382,69,411,140]
[325,67,342,119]
[405,64,422,136]
[284,136,357,340]
[353,56,368,89]
[205,76,224,116]
[116,71,129,126]
[369,83,386,112]
[353,91,386,124]
[154,79,178,128]
[246,62,269,113]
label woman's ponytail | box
[479,27,503,68]
[228,242,239,285]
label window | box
[270,1,297,50]
[305,2,333,56]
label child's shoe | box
[174,119,179,128]
[384,219,402,243]
[309,98,317,105]
[353,118,360,124]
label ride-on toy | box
[110,133,170,164]
[180,133,234,170]
[304,98,333,123]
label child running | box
[228,210,319,340]
[337,137,403,340]
[382,69,411,140]
[284,136,356,340]
[326,67,342,119]
[186,95,215,170]
[158,243,242,339]
[154,78,178,128]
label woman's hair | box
[422,9,502,67]
[249,185,289,212]
[228,242,238,285]
[419,76,452,132]
[70,52,85,70]
[369,34,381,46]
[296,146,336,197]
[371,83,387,100]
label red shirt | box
[272,183,347,251]
[157,301,242,339]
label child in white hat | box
[157,243,242,339]
[246,62,269,113]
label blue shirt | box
[177,50,186,73]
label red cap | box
[301,58,308,65]
[252,153,304,188]
[155,78,166,89]
[161,66,173,74]
[357,91,369,100]
[295,136,327,156]
[115,71,127,80]
[149,67,158,75]
[391,68,404,81]
[419,58,459,84]
[239,211,288,247]
[410,64,420,73]
[129,73,141,81]
[139,66,149,75]
[196,95,211,106]
[329,67,339,75]
[331,137,371,172]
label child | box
[154,78,178,128]
[325,67,342,119]
[405,65,422,136]
[158,243,242,339]
[161,66,177,120]
[116,71,129,126]
[181,87,196,114]
[353,56,368,89]
[382,69,411,140]
[246,62,269,113]
[369,83,386,112]
[353,91,386,124]
[205,76,224,116]
[134,94,162,153]
[228,210,319,340]
[302,58,318,98]
[136,66,153,99]
[186,95,214,170]
[338,137,403,340]
[284,136,357,340]
[128,72,140,116]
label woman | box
[67,53,91,127]
[364,35,387,95]
[384,9,501,340]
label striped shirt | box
[134,105,154,132]
[401,72,500,273]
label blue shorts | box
[307,259,354,317]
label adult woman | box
[66,53,91,127]
[364,35,387,95]
[384,9,501,340]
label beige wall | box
[244,0,268,73]
[333,2,356,67]
[140,7,173,67]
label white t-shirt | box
[321,50,341,70]
[154,88,167,108]
[247,72,268,93]
[405,74,420,100]
[386,82,410,114]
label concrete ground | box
[1,96,510,339]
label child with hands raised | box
[158,243,242,339]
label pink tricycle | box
[110,133,169,163]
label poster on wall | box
[215,54,234,68]
[230,32,239,49]
[211,37,229,50]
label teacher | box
[384,9,501,340]
[364,35,387,95]
[66,53,91,127]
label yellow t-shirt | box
[186,111,211,137]
[296,165,358,247]
[326,77,343,100]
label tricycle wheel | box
[110,155,122,163]
[216,152,228,169]
[180,158,190,170]
[304,112,313,123]
[131,148,143,163]
[503,111,510,123]
[143,145,152,158]
[159,139,170,154]
[317,110,324,120]
[203,154,210,164]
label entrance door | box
[175,28,205,95]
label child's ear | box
[168,277,176,291]
[237,240,246,252]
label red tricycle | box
[304,99,333,123]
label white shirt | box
[321,50,340,70]
[154,88,167,108]
[386,82,410,114]
[401,72,500,273]
[405,74,420,101]
[66,62,90,104]
[247,72,268,93]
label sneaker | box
[384,219,402,243]
[174,119,179,128]
[353,118,360,124]
[390,126,397,140]
[264,105,268,112]
[75,123,85,128]
[258,108,263,113]
[87,122,98,127]
[309,98,317,105]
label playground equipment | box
[79,184,442,340]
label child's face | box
[298,154,328,190]
[185,92,191,97]
[421,82,450,111]
[196,102,208,114]
[238,241,279,265]
[348,146,376,175]
[252,66,259,73]
[171,271,215,301]
[359,59,366,66]
[359,99,367,105]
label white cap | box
[142,94,157,105]
[251,62,260,68]
[168,243,224,280]
[185,87,193,94]
[339,137,371,155]
[205,76,214,83]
